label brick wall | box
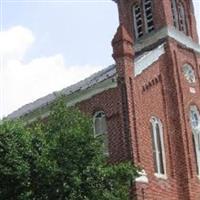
[77,87,131,163]
[130,39,200,199]
[75,1,200,199]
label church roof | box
[7,65,117,120]
[7,43,165,120]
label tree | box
[0,120,31,199]
[0,97,138,200]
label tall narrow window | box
[171,0,179,28]
[171,0,188,34]
[178,3,187,34]
[133,0,154,39]
[133,4,143,38]
[143,0,154,33]
[93,111,109,155]
[190,106,200,176]
[150,117,166,176]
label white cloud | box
[0,26,103,118]
[193,1,200,38]
[0,26,34,60]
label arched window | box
[93,111,109,155]
[189,106,200,176]
[171,0,188,34]
[132,0,154,39]
[178,2,187,34]
[143,0,154,33]
[171,0,179,28]
[133,4,143,39]
[150,117,166,176]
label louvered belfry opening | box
[133,0,154,39]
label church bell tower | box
[114,0,199,45]
[112,0,200,199]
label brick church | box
[8,0,200,199]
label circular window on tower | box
[182,64,196,84]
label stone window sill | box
[154,173,167,180]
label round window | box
[182,64,196,83]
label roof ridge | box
[7,64,116,119]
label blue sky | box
[0,0,200,118]
[4,1,118,66]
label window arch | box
[150,117,166,176]
[189,106,200,176]
[93,111,109,155]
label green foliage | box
[0,120,31,199]
[0,97,138,200]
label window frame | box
[171,0,179,28]
[178,2,187,34]
[171,0,188,34]
[133,3,144,39]
[132,0,154,39]
[150,117,167,179]
[182,63,196,84]
[143,0,154,33]
[189,106,200,177]
[93,111,109,155]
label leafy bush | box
[0,98,138,200]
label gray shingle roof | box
[7,65,116,119]
[7,43,166,119]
